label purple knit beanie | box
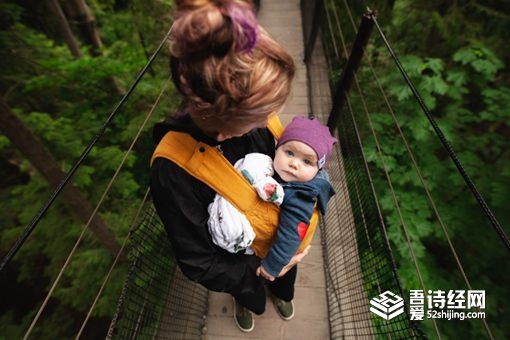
[276,116,337,168]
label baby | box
[208,116,337,279]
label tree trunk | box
[60,0,103,57]
[60,0,125,94]
[0,98,122,257]
[43,0,83,58]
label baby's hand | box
[256,265,275,281]
[253,177,284,205]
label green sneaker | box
[272,297,295,321]
[233,298,254,332]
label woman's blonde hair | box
[169,0,295,131]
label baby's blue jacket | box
[261,171,335,277]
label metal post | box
[327,11,375,132]
[303,0,325,65]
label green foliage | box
[1,0,509,338]
[453,45,504,80]
[375,48,509,334]
[324,0,510,338]
[53,248,127,318]
[0,0,175,337]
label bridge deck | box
[203,1,331,339]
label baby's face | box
[273,140,319,182]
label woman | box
[150,0,307,332]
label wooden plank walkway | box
[202,1,330,339]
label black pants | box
[234,266,297,315]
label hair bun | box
[170,0,259,59]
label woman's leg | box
[232,279,267,315]
[232,265,297,314]
[267,265,297,302]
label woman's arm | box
[256,245,310,281]
[150,158,262,294]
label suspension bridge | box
[2,0,508,339]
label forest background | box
[0,0,508,339]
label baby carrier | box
[151,115,319,258]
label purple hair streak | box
[226,3,259,52]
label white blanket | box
[207,153,284,254]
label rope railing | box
[303,0,423,338]
[76,188,151,340]
[369,12,510,252]
[366,12,502,338]
[23,75,172,338]
[106,2,425,338]
[356,12,494,338]
[75,77,172,338]
[328,4,440,337]
[4,1,508,339]
[106,203,208,339]
[0,26,173,274]
[304,0,507,338]
[2,25,173,335]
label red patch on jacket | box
[297,222,308,240]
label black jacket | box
[150,115,275,296]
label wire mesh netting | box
[303,1,424,338]
[106,120,423,340]
[107,2,424,339]
[107,203,208,339]
[319,108,424,338]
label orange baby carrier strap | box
[151,115,318,258]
